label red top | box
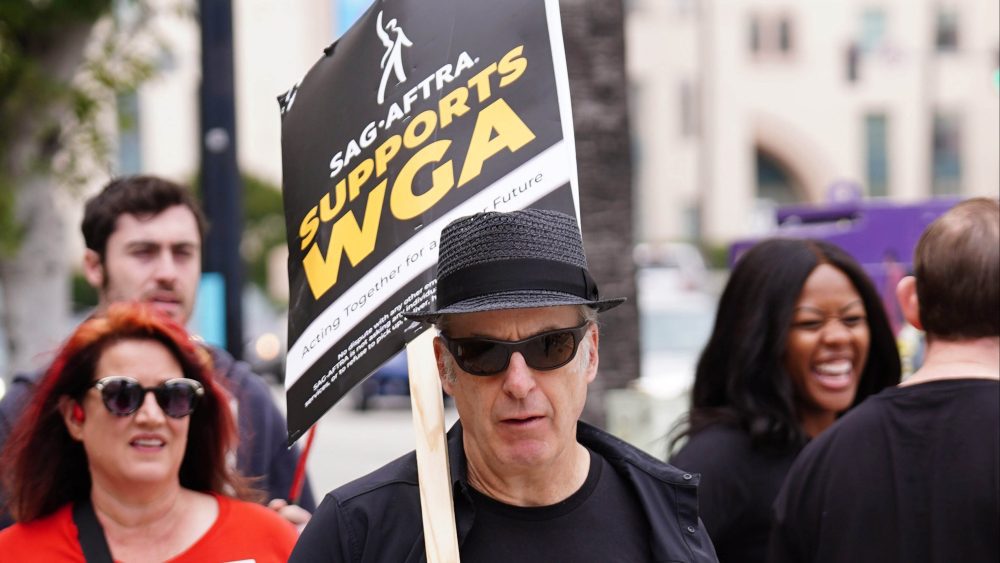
[0,493,297,562]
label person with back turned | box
[769,197,1000,563]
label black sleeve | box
[0,374,39,530]
[290,494,355,562]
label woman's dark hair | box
[0,303,256,523]
[671,238,901,453]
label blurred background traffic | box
[0,0,997,454]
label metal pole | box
[199,0,244,359]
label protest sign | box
[279,0,580,444]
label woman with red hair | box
[0,303,296,561]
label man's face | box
[83,205,201,324]
[434,305,599,476]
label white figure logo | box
[376,10,413,105]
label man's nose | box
[501,352,537,399]
[153,251,178,282]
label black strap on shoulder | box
[72,499,114,563]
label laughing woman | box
[669,239,901,563]
[0,303,296,562]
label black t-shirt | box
[670,424,800,563]
[461,448,653,562]
[770,378,1000,563]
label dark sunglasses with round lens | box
[91,376,204,418]
[440,322,591,376]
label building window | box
[864,114,889,197]
[778,16,794,53]
[683,204,701,241]
[749,15,762,54]
[846,43,861,82]
[993,48,1000,92]
[679,80,699,138]
[117,92,142,175]
[671,0,698,17]
[932,112,962,195]
[860,8,887,54]
[934,8,959,52]
[749,13,795,57]
[756,150,800,205]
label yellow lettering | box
[374,135,401,178]
[403,110,438,149]
[302,180,388,299]
[498,46,527,87]
[458,98,535,187]
[318,180,348,222]
[438,86,470,129]
[466,62,498,103]
[390,140,455,221]
[299,207,319,250]
[347,159,374,200]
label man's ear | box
[584,325,599,384]
[433,337,454,395]
[896,276,923,331]
[82,249,104,290]
[58,397,85,442]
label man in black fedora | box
[291,209,718,562]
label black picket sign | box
[278,0,581,443]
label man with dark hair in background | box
[769,197,999,563]
[0,175,314,528]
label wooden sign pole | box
[406,329,461,562]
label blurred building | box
[627,0,999,245]
[113,0,998,249]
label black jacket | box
[291,420,719,562]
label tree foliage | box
[0,0,163,256]
[1,0,110,252]
[241,174,287,296]
[192,172,287,298]
[0,0,168,373]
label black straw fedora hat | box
[404,209,625,323]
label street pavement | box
[270,383,459,500]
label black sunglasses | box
[92,376,204,418]
[440,322,592,376]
